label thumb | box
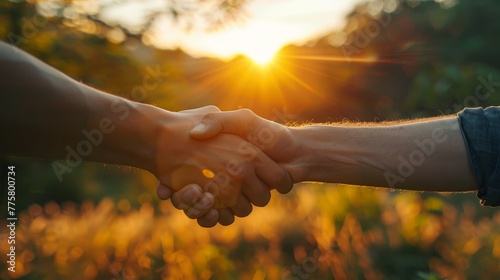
[190,109,255,140]
[190,120,223,139]
[190,113,224,140]
[156,181,174,200]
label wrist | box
[84,93,176,174]
[288,125,388,186]
[287,126,328,182]
[125,102,176,174]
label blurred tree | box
[329,0,500,118]
[2,0,248,38]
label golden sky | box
[101,0,363,61]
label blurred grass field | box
[3,180,500,279]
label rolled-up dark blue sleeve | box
[458,106,500,206]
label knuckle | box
[173,202,187,210]
[185,207,201,219]
[201,112,216,122]
[171,196,185,210]
[239,108,253,115]
[204,105,220,112]
[238,108,256,120]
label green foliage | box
[407,63,500,115]
[308,0,500,119]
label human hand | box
[153,106,293,226]
[161,108,305,227]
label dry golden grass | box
[2,183,500,280]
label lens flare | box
[243,47,278,65]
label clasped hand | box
[154,106,302,227]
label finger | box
[190,109,257,140]
[179,105,221,115]
[183,192,216,219]
[194,192,216,212]
[205,175,241,209]
[253,151,294,194]
[171,184,203,210]
[156,182,174,200]
[197,209,219,228]
[230,194,253,217]
[218,208,235,226]
[242,174,271,207]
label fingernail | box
[183,185,201,202]
[191,123,206,133]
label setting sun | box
[243,47,278,65]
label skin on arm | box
[168,109,479,225]
[188,110,479,190]
[0,41,292,227]
[288,117,478,191]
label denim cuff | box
[458,106,500,207]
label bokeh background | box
[1,0,500,279]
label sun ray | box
[272,62,318,95]
[279,54,397,64]
[283,59,366,91]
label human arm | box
[191,110,478,191]
[0,41,292,225]
[167,109,481,224]
[286,117,477,191]
[0,40,158,170]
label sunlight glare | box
[243,47,278,65]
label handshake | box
[151,106,305,227]
[0,41,480,229]
[145,104,479,228]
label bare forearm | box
[289,117,479,192]
[0,41,166,172]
